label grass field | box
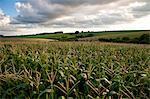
[4,30,150,41]
[79,30,150,41]
[0,39,149,98]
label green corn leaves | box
[0,42,149,98]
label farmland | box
[2,30,149,44]
[3,30,150,41]
[79,30,150,42]
[1,0,150,98]
[0,39,149,98]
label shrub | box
[138,34,150,44]
[122,37,130,41]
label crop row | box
[0,42,149,98]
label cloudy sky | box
[0,0,150,36]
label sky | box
[0,0,150,36]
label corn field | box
[0,42,149,99]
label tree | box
[0,35,3,37]
[75,31,80,34]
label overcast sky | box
[0,0,150,36]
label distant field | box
[1,30,149,44]
[0,38,57,44]
[3,30,150,41]
[79,30,150,41]
[0,38,149,46]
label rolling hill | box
[1,30,150,43]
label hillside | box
[2,30,150,44]
[79,30,150,42]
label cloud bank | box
[0,0,150,35]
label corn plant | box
[0,41,149,98]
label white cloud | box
[0,9,11,26]
[16,2,33,13]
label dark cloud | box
[131,1,150,18]
[14,0,121,24]
[15,0,70,23]
[49,0,120,6]
[16,15,48,23]
[132,3,150,12]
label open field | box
[0,38,56,42]
[0,39,150,98]
[2,30,149,44]
[1,0,150,98]
[0,38,57,45]
[79,31,150,41]
[4,30,150,40]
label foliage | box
[0,42,150,98]
[0,35,3,37]
[75,31,80,34]
[136,34,150,44]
